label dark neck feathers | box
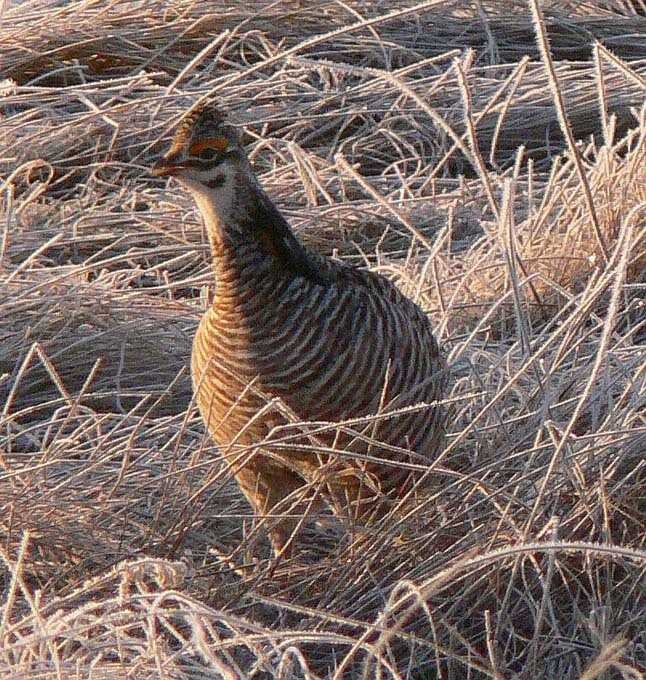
[199,177,329,287]
[240,188,328,285]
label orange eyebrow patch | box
[189,137,229,155]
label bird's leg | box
[324,466,384,527]
[235,460,306,557]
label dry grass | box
[1,1,645,678]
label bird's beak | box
[151,156,189,177]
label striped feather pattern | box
[191,224,448,543]
[157,102,448,552]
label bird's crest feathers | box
[170,99,236,152]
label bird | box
[151,100,448,556]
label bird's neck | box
[191,175,327,290]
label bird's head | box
[152,100,325,281]
[151,101,248,197]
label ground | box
[0,1,645,678]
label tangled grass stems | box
[1,1,645,678]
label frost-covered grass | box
[1,1,645,677]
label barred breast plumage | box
[152,100,448,555]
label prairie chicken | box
[152,101,448,555]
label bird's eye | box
[189,137,229,161]
[198,148,217,160]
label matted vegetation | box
[1,1,645,678]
